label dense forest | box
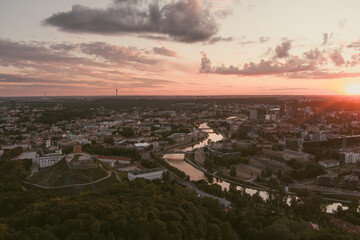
[1,148,360,239]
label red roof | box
[96,155,131,161]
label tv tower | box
[116,83,118,96]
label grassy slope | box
[28,158,108,187]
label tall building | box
[280,103,286,116]
[249,109,257,120]
[292,100,298,119]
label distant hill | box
[27,158,109,187]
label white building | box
[37,154,64,168]
[96,155,131,166]
[345,152,360,164]
[46,139,51,148]
[319,160,340,168]
[128,168,165,181]
[134,142,151,150]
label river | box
[163,122,348,213]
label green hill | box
[27,158,108,187]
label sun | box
[345,83,360,95]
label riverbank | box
[162,131,209,152]
[163,121,356,212]
[184,155,268,191]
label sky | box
[1,0,360,96]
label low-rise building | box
[345,152,360,164]
[342,175,360,189]
[128,168,165,181]
[37,154,65,168]
[116,163,145,172]
[283,150,310,163]
[96,155,131,166]
[319,159,340,168]
[317,173,338,187]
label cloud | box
[322,32,334,46]
[322,33,328,46]
[303,48,327,65]
[200,52,213,73]
[0,73,175,90]
[0,38,179,94]
[338,18,347,30]
[0,38,162,76]
[269,87,309,91]
[153,47,178,57]
[237,36,269,45]
[199,40,360,79]
[43,0,221,43]
[0,73,109,87]
[259,36,269,44]
[275,40,291,58]
[207,36,233,44]
[128,77,175,88]
[200,53,313,76]
[329,49,345,67]
[348,53,360,67]
[286,71,360,79]
[50,43,77,52]
[347,40,360,49]
[80,42,157,64]
[238,40,255,45]
[0,38,87,68]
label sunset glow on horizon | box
[344,82,360,95]
[1,0,360,96]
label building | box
[284,138,300,149]
[345,153,360,164]
[96,155,131,166]
[134,142,151,150]
[128,168,165,181]
[283,149,310,163]
[263,149,310,162]
[37,154,65,168]
[66,152,96,168]
[319,160,340,168]
[73,144,82,153]
[116,163,145,172]
[292,101,298,119]
[280,103,286,116]
[249,109,257,120]
[317,173,337,187]
[46,139,51,148]
[342,175,359,189]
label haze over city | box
[2,0,360,96]
[4,1,360,239]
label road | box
[290,184,360,197]
[23,171,113,189]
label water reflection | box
[182,123,223,152]
[164,122,345,213]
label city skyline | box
[2,0,360,96]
